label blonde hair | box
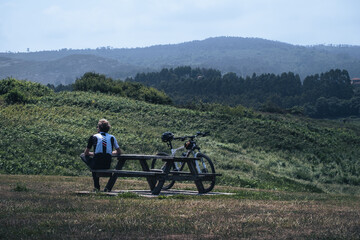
[97,119,111,132]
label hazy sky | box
[1,0,359,52]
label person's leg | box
[80,153,98,190]
[80,153,90,167]
[92,172,100,191]
[91,154,112,191]
[80,153,97,169]
[92,156,101,191]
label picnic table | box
[91,154,221,195]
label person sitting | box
[80,119,121,192]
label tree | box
[5,89,27,104]
[320,69,353,99]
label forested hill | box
[132,67,360,118]
[1,37,360,84]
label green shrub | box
[0,77,52,97]
[5,89,27,104]
[1,78,53,105]
[73,72,172,105]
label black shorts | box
[92,153,112,169]
[80,153,111,169]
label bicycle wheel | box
[150,152,176,190]
[194,153,216,193]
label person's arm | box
[84,148,94,156]
[112,136,122,156]
[112,147,121,156]
[84,135,94,156]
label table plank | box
[112,154,200,161]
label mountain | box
[1,37,360,84]
[0,54,146,85]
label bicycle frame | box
[166,138,206,173]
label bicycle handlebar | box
[173,131,210,141]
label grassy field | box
[1,174,360,239]
[1,89,360,195]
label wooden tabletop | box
[113,154,200,161]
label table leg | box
[151,160,172,195]
[104,159,126,192]
[139,159,157,190]
[187,160,205,193]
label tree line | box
[131,66,359,118]
[49,72,172,105]
[11,66,358,119]
[1,73,172,106]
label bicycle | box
[151,131,216,193]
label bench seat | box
[92,169,221,179]
[91,169,166,178]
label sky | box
[1,0,360,52]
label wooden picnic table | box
[91,154,221,195]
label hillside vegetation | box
[1,78,360,195]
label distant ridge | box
[1,36,360,84]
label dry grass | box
[1,174,359,240]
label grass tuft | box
[12,182,29,192]
[117,192,141,199]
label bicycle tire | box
[150,152,176,190]
[194,153,216,193]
